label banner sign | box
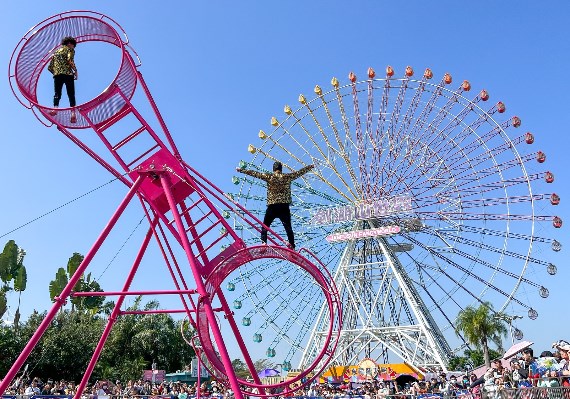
[142,369,166,382]
[326,225,401,243]
[310,196,412,226]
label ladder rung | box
[181,197,205,217]
[188,211,214,231]
[169,197,205,225]
[126,144,160,168]
[196,233,228,259]
[112,125,147,152]
[188,219,220,247]
[96,104,132,132]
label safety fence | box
[498,387,570,399]
[3,390,569,399]
[0,396,229,399]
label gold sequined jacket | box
[238,165,314,205]
[47,46,76,76]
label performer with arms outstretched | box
[237,161,314,249]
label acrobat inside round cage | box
[9,11,139,129]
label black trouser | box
[261,203,295,248]
[53,74,76,107]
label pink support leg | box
[158,173,244,399]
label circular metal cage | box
[9,11,139,129]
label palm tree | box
[0,241,27,329]
[455,301,508,368]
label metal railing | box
[498,387,570,399]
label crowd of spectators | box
[3,340,570,399]
[3,378,234,399]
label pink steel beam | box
[0,175,144,395]
[72,289,198,296]
[158,172,244,397]
[120,309,214,315]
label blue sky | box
[0,1,568,365]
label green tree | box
[232,359,251,379]
[1,296,194,382]
[455,302,508,368]
[49,253,105,313]
[33,311,104,381]
[0,240,27,329]
[0,322,27,375]
[448,348,502,370]
[96,297,195,381]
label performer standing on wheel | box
[237,161,314,250]
[47,36,78,123]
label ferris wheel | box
[229,66,562,371]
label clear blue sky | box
[0,0,568,363]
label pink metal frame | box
[3,10,341,399]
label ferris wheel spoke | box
[255,280,317,337]
[390,84,469,184]
[421,227,541,287]
[332,80,358,154]
[433,228,552,269]
[234,262,285,294]
[427,100,506,161]
[367,75,394,198]
[366,77,380,198]
[316,83,361,193]
[410,257,487,309]
[416,210,555,223]
[392,109,504,192]
[386,149,451,197]
[402,232,530,308]
[270,285,323,344]
[258,128,307,166]
[372,70,391,145]
[429,117,520,177]
[458,224,558,244]
[380,76,431,195]
[395,133,480,193]
[410,168,538,201]
[410,263,470,341]
[425,81,470,133]
[266,280,317,326]
[445,132,530,178]
[413,193,551,213]
[243,269,311,322]
[384,126,458,196]
[435,91,486,141]
[438,152,541,188]
[396,75,429,139]
[408,257,466,313]
[299,98,357,198]
[444,194,549,210]
[282,108,359,200]
[405,76,447,142]
[437,177,528,198]
[349,77,369,197]
[382,74,411,155]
